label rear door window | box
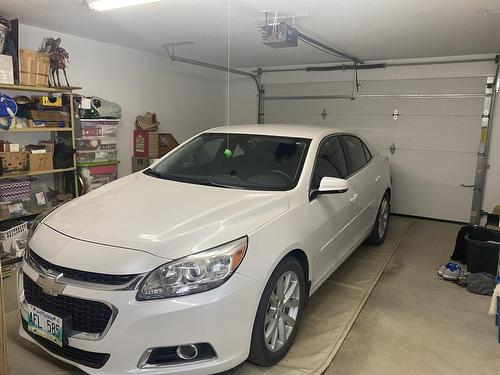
[342,135,368,174]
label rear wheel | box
[248,256,306,366]
[366,193,390,246]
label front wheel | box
[366,193,391,246]
[248,256,306,366]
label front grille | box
[22,318,110,369]
[23,274,112,334]
[28,249,137,285]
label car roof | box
[206,124,346,139]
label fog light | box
[176,344,198,360]
[139,342,216,368]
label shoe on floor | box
[438,262,468,281]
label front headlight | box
[136,237,248,300]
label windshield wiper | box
[196,180,239,189]
[143,168,165,179]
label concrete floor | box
[3,218,500,374]
[326,219,500,375]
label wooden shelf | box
[1,128,73,133]
[0,83,81,93]
[0,167,76,180]
[0,209,45,223]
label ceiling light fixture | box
[87,0,162,12]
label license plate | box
[27,304,63,347]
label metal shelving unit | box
[0,84,81,222]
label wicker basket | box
[19,49,50,87]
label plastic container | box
[0,220,28,240]
[76,149,117,165]
[0,220,28,255]
[76,138,117,152]
[29,181,51,212]
[0,199,29,220]
[76,120,119,139]
[78,164,117,194]
[465,229,500,276]
[0,179,31,202]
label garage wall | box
[17,24,226,177]
[228,57,499,221]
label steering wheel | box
[267,170,293,184]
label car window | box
[177,137,224,167]
[311,136,347,189]
[149,133,311,191]
[362,142,372,162]
[342,135,368,174]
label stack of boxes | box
[132,131,178,172]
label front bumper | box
[18,261,261,375]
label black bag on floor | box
[465,229,500,275]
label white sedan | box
[18,124,391,374]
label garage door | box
[264,77,486,222]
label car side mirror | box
[318,177,349,194]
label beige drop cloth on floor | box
[236,216,412,375]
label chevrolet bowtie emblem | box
[37,269,66,296]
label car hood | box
[44,173,290,260]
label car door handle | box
[375,175,381,182]
[349,193,359,203]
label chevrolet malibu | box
[18,124,391,374]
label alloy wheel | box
[264,271,301,352]
[378,198,389,239]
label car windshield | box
[146,133,311,191]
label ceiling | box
[2,0,500,67]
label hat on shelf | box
[136,112,159,131]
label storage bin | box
[76,138,117,151]
[78,164,117,194]
[0,199,29,220]
[0,179,31,202]
[19,50,50,87]
[76,149,117,165]
[0,220,28,241]
[76,120,119,139]
[466,229,500,276]
[0,220,28,255]
[29,181,51,212]
[0,151,29,173]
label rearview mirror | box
[318,177,349,194]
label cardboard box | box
[0,54,14,84]
[29,153,54,172]
[158,133,179,155]
[134,131,178,158]
[132,157,151,173]
[134,130,158,158]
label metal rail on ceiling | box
[163,43,264,124]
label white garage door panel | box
[266,97,483,117]
[264,77,485,221]
[266,114,479,153]
[266,77,485,96]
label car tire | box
[366,192,391,246]
[248,256,306,366]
